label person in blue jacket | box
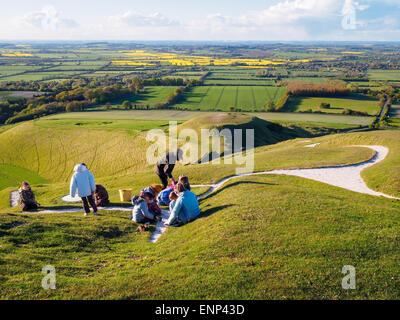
[70,163,97,216]
[166,182,201,226]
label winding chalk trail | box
[195,146,398,200]
[9,145,398,243]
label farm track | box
[214,87,225,110]
[265,86,273,101]
[251,87,257,110]
[198,86,210,106]
[234,87,239,108]
[272,87,279,102]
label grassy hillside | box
[0,173,399,299]
[0,121,154,184]
[0,113,400,300]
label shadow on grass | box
[201,180,276,202]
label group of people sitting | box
[18,149,201,231]
[131,174,200,232]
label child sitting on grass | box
[169,191,178,212]
[178,175,191,191]
[140,184,163,215]
[132,192,161,232]
[19,182,39,211]
[166,182,200,227]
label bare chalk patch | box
[61,194,81,202]
[305,143,321,148]
[10,191,19,208]
[150,210,170,244]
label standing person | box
[70,164,98,216]
[19,182,39,211]
[94,184,109,207]
[155,149,184,189]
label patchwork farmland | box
[174,86,286,111]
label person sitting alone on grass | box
[70,163,98,217]
[131,192,161,232]
[155,149,184,189]
[165,182,200,227]
[19,181,39,212]
[94,184,109,207]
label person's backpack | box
[157,188,173,206]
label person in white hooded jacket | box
[70,163,98,216]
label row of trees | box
[286,81,350,97]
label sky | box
[0,0,399,41]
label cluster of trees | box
[154,86,186,109]
[4,82,141,124]
[0,100,27,123]
[286,82,350,97]
[142,77,202,87]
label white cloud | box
[108,11,178,28]
[15,5,78,31]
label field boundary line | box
[235,87,239,108]
[214,87,225,110]
[198,86,210,106]
[251,87,257,110]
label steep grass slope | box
[1,114,400,299]
[0,121,154,184]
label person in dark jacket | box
[156,149,183,189]
[94,184,109,207]
[19,182,39,211]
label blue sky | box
[1,0,399,41]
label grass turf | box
[0,113,399,300]
[284,94,380,116]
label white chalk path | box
[150,210,171,243]
[8,145,398,243]
[194,146,398,200]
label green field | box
[173,86,286,111]
[1,113,400,299]
[389,118,400,127]
[284,94,380,115]
[368,70,400,81]
[45,109,373,129]
[390,105,400,118]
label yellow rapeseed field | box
[1,52,33,57]
[110,50,332,68]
